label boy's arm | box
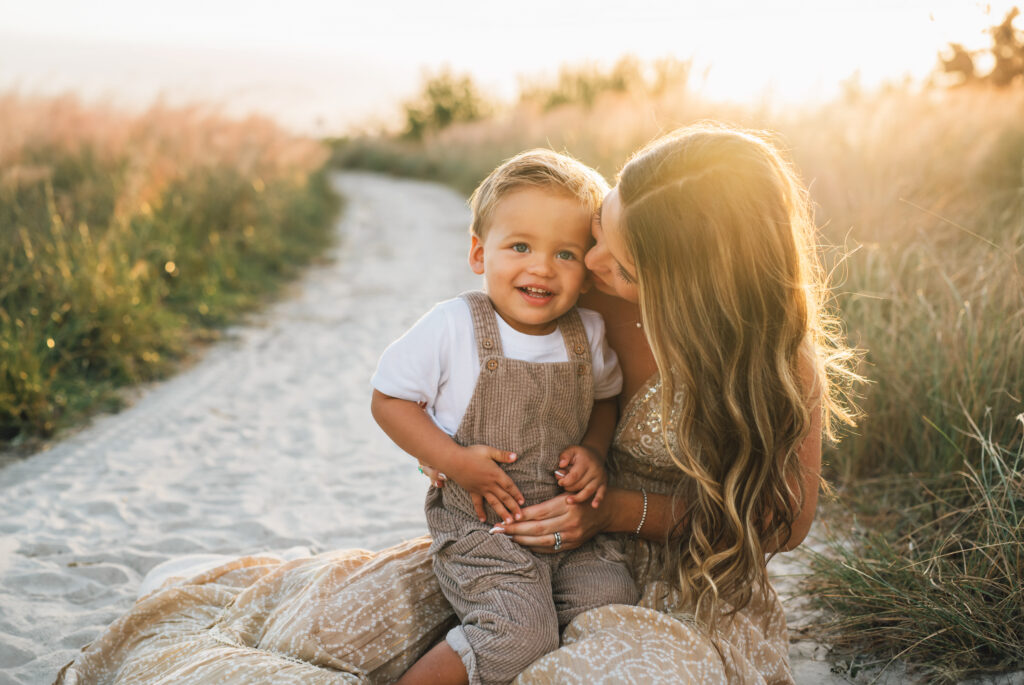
[580,397,618,458]
[556,397,618,507]
[370,390,525,522]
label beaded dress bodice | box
[609,374,682,497]
[606,374,694,611]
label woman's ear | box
[468,235,485,275]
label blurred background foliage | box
[1,98,339,448]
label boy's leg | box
[551,538,640,627]
[395,640,468,685]
[433,530,559,684]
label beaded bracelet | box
[634,488,648,537]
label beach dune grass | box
[805,417,1024,682]
[330,69,1024,680]
[1,95,338,447]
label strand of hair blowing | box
[618,124,856,626]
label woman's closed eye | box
[617,263,636,284]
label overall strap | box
[556,307,592,364]
[459,291,505,360]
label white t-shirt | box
[372,297,622,436]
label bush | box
[0,96,339,447]
[402,69,492,140]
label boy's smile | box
[469,186,592,335]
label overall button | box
[577,364,587,376]
[486,359,499,371]
[573,343,586,355]
[482,338,494,349]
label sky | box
[0,0,1016,134]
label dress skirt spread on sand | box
[56,376,794,685]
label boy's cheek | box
[580,271,594,294]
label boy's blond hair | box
[469,149,609,238]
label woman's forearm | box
[603,486,679,541]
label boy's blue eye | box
[512,243,528,253]
[557,250,576,260]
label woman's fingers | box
[506,531,581,553]
[516,495,571,522]
[511,534,557,553]
[499,518,554,537]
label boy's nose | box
[527,254,555,276]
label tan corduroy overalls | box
[425,291,639,685]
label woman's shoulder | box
[797,337,823,403]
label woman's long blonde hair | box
[618,123,859,622]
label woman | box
[58,124,857,684]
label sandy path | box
[0,172,845,684]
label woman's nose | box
[585,242,605,272]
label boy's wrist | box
[579,441,609,462]
[429,441,467,476]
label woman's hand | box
[496,492,613,554]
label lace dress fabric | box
[57,376,793,685]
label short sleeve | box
[579,309,622,400]
[371,303,452,405]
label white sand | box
[3,172,1008,685]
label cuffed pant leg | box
[435,531,560,684]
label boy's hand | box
[447,445,525,524]
[555,445,608,508]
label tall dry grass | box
[334,84,1024,480]
[1,94,338,447]
[331,80,1024,679]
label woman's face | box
[585,187,639,304]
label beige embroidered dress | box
[56,375,792,685]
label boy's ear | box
[468,235,485,275]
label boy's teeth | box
[521,287,551,295]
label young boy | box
[371,150,638,684]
